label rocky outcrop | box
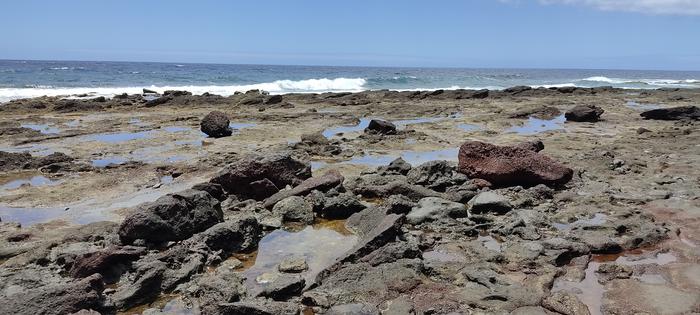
[640,105,699,120]
[263,169,344,208]
[210,153,311,200]
[200,111,233,138]
[0,274,105,315]
[118,189,223,245]
[458,141,573,187]
[565,105,604,122]
[69,246,146,280]
[406,197,468,224]
[364,119,397,135]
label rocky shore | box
[0,86,699,314]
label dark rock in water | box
[144,96,172,107]
[215,300,299,315]
[471,89,489,99]
[377,157,412,175]
[118,189,223,245]
[265,94,283,105]
[556,86,577,93]
[69,246,146,280]
[458,141,573,187]
[257,274,305,300]
[200,111,233,138]
[319,192,366,219]
[163,90,192,97]
[278,256,308,273]
[93,96,107,102]
[640,105,700,120]
[142,88,158,94]
[114,93,128,99]
[364,119,397,135]
[0,274,105,315]
[514,140,544,152]
[264,169,344,208]
[210,153,311,201]
[565,104,604,122]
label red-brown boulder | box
[458,141,573,187]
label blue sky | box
[1,0,698,70]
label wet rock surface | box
[0,88,699,315]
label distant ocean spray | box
[1,60,699,102]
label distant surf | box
[1,60,698,102]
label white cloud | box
[538,0,700,15]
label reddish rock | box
[457,141,573,187]
[69,246,146,279]
[263,169,344,208]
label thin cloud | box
[538,0,700,15]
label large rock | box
[0,274,105,315]
[69,246,146,280]
[457,141,573,187]
[468,191,513,214]
[565,105,604,122]
[640,105,700,120]
[118,189,223,245]
[364,119,397,135]
[210,153,311,200]
[272,196,314,224]
[406,197,468,224]
[200,111,233,138]
[318,193,366,219]
[263,169,344,208]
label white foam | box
[0,77,368,102]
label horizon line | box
[1,58,698,73]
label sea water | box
[1,60,699,102]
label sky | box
[0,0,699,70]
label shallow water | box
[457,123,481,132]
[242,220,357,289]
[229,122,257,130]
[322,118,371,138]
[625,100,661,111]
[1,175,60,190]
[21,123,61,134]
[91,156,128,167]
[507,114,566,135]
[477,235,502,252]
[0,206,67,226]
[552,261,604,315]
[162,126,191,133]
[85,130,153,143]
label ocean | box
[1,59,699,102]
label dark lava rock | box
[458,141,573,187]
[215,300,299,315]
[191,182,225,201]
[69,246,146,280]
[364,119,397,135]
[504,85,533,95]
[117,189,223,245]
[0,151,31,171]
[273,196,314,224]
[200,111,233,138]
[265,94,283,105]
[110,261,165,310]
[640,105,700,120]
[319,193,366,219]
[514,140,544,152]
[0,274,105,315]
[210,152,311,200]
[377,157,412,175]
[144,96,172,107]
[163,90,192,97]
[193,216,262,253]
[565,105,604,122]
[509,106,561,120]
[257,274,305,300]
[471,89,489,99]
[406,197,468,224]
[264,169,344,208]
[468,191,513,214]
[189,266,246,314]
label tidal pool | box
[242,220,358,290]
[507,114,566,135]
[91,156,128,168]
[1,175,60,190]
[322,118,371,138]
[21,123,61,134]
[85,131,153,143]
[0,206,67,226]
[553,213,608,231]
[625,100,661,111]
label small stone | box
[278,256,308,273]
